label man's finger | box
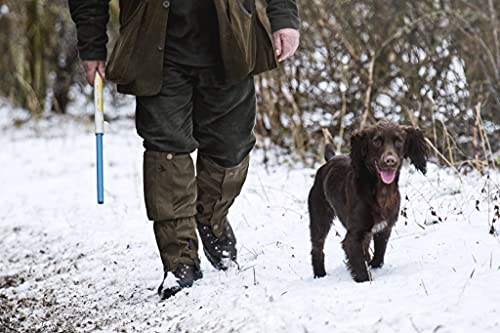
[82,60,106,86]
[273,32,283,57]
[281,53,291,62]
[82,62,97,86]
[278,40,291,62]
[86,68,96,87]
[278,52,291,62]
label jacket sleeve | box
[265,0,300,32]
[68,0,110,60]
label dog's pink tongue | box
[379,169,396,184]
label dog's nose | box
[384,155,397,167]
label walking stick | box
[94,73,105,204]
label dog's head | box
[350,120,429,184]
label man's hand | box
[82,60,106,86]
[272,28,300,62]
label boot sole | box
[159,286,182,300]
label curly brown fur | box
[309,121,429,282]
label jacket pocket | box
[106,1,147,85]
[227,0,256,71]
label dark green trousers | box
[136,59,256,168]
[137,60,255,272]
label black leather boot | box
[197,219,237,271]
[158,260,203,300]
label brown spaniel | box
[308,121,429,282]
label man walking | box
[68,0,300,299]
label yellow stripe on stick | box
[95,74,104,113]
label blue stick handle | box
[94,73,105,204]
[96,133,104,204]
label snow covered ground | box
[1,105,499,333]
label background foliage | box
[0,0,498,169]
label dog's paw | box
[352,273,370,283]
[351,267,371,283]
[313,269,327,278]
[369,259,384,269]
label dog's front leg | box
[370,227,392,268]
[342,231,371,282]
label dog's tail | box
[324,143,336,161]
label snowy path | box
[1,117,499,333]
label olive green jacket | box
[68,0,299,96]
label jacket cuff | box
[269,15,300,32]
[267,3,300,33]
[74,18,109,61]
[78,48,107,61]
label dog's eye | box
[373,137,383,147]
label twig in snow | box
[237,264,255,274]
[415,221,427,230]
[421,279,429,296]
[267,205,303,218]
[241,214,251,228]
[238,245,259,260]
[433,324,445,333]
[410,317,422,333]
[424,138,462,182]
[256,172,270,204]
[364,260,373,283]
[457,268,476,301]
[288,264,301,279]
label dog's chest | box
[371,220,388,234]
[376,188,400,213]
[372,186,400,233]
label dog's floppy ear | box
[404,126,429,175]
[350,130,368,175]
[324,143,336,161]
